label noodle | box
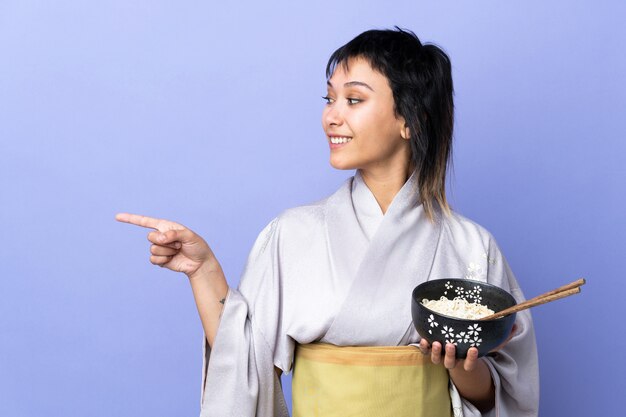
[422,296,494,319]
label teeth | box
[330,136,352,144]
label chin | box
[329,158,357,171]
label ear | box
[400,123,411,140]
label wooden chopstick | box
[524,278,586,304]
[480,278,586,321]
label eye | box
[347,98,362,105]
[322,96,335,104]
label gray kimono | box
[200,171,539,416]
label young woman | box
[117,28,539,417]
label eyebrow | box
[327,80,375,92]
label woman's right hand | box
[115,212,216,278]
[117,212,229,347]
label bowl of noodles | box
[411,278,517,358]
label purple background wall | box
[1,1,624,415]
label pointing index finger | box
[115,213,164,231]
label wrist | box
[448,358,495,412]
[187,258,222,282]
[185,258,229,348]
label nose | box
[323,102,343,127]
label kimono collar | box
[352,169,421,240]
[324,168,440,345]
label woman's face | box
[322,57,410,174]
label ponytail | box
[410,44,454,219]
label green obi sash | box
[292,343,452,417]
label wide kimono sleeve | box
[199,218,292,417]
[463,236,539,417]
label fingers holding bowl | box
[462,347,479,371]
[421,339,480,371]
[443,344,458,369]
[430,341,443,365]
[418,338,431,355]
[442,343,475,370]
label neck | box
[360,165,412,214]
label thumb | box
[158,228,194,245]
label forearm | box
[448,358,495,412]
[188,260,229,348]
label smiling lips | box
[329,136,353,148]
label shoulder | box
[273,176,352,232]
[268,196,330,243]
[278,197,329,226]
[438,210,514,284]
[258,176,352,243]
[439,210,495,249]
